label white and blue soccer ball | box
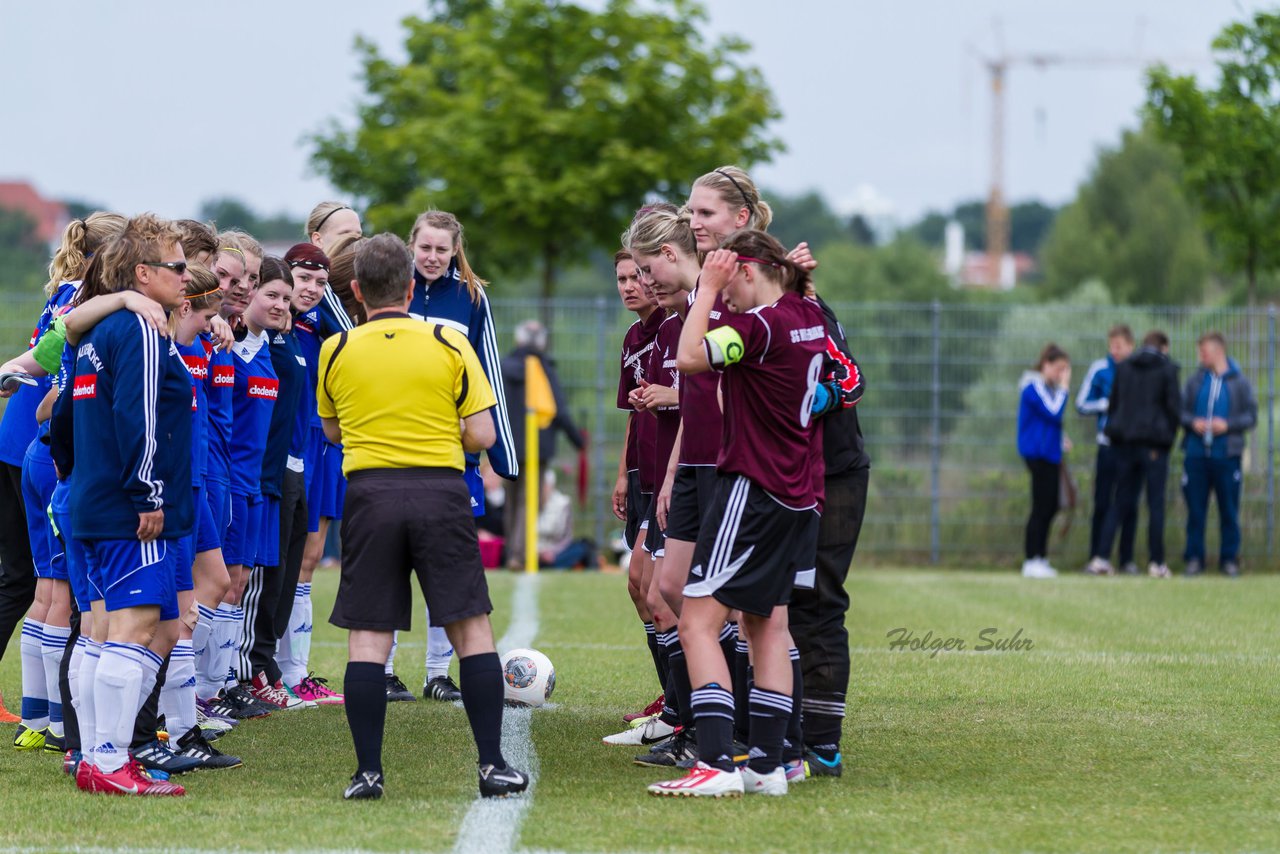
[501,648,556,708]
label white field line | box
[452,574,541,854]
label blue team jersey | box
[229,329,277,497]
[293,288,353,431]
[177,340,209,486]
[261,329,306,498]
[69,309,193,540]
[0,282,78,466]
[203,333,234,485]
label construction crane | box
[973,46,1206,287]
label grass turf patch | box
[2,567,1279,852]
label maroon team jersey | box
[678,290,727,466]
[648,313,684,493]
[617,310,664,489]
[707,291,827,508]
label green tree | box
[907,199,1055,254]
[1040,128,1210,304]
[1147,11,1280,305]
[198,197,303,242]
[311,0,780,298]
[0,208,48,293]
[766,190,846,253]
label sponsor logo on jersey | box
[212,365,234,387]
[182,355,209,380]
[72,374,97,400]
[191,388,199,411]
[790,325,824,344]
[248,378,280,400]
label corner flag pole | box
[525,355,540,575]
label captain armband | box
[704,326,745,368]
[32,316,67,376]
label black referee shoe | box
[424,675,462,702]
[343,769,385,800]
[478,763,529,798]
[385,673,417,702]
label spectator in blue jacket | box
[1181,332,1257,578]
[1018,344,1071,579]
[1076,324,1138,574]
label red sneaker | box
[250,671,309,710]
[623,693,665,724]
[87,759,185,796]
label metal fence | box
[3,292,1276,569]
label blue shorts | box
[51,482,93,611]
[258,495,281,567]
[306,426,346,532]
[81,538,180,620]
[22,438,64,580]
[225,492,263,568]
[464,463,485,518]
[205,478,231,547]
[194,487,221,555]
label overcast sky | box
[0,0,1253,226]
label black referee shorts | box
[684,474,814,617]
[663,465,719,543]
[330,467,492,632]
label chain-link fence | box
[4,292,1276,570]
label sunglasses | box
[142,260,188,275]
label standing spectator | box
[500,320,585,569]
[1077,325,1138,574]
[1092,331,1180,578]
[1181,332,1257,578]
[1017,344,1071,579]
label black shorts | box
[643,493,665,558]
[330,468,492,632]
[664,465,719,543]
[792,510,821,590]
[685,474,816,617]
[624,471,647,551]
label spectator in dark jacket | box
[1091,330,1180,578]
[500,320,585,568]
[1180,331,1257,578]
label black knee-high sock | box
[732,638,751,744]
[644,622,667,691]
[718,622,738,671]
[344,661,387,775]
[690,682,736,772]
[132,654,169,748]
[783,648,804,762]
[658,630,681,726]
[60,609,81,752]
[665,629,694,731]
[459,652,506,768]
[747,686,792,774]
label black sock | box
[644,622,667,690]
[732,639,750,744]
[747,686,792,774]
[690,683,736,772]
[783,648,804,762]
[658,630,681,726]
[718,622,738,670]
[344,661,387,775]
[802,691,847,754]
[60,610,81,752]
[665,629,694,731]
[459,652,506,768]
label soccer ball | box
[501,648,555,708]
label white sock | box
[275,584,302,688]
[41,623,70,738]
[19,619,49,729]
[191,604,215,660]
[94,643,148,774]
[425,617,454,683]
[385,632,398,675]
[295,583,313,675]
[160,640,196,739]
[211,603,239,695]
[78,640,101,764]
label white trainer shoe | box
[648,761,744,798]
[1147,562,1172,579]
[603,715,676,746]
[742,765,788,796]
[1084,557,1115,576]
[1021,558,1058,579]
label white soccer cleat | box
[1147,562,1172,579]
[603,715,675,746]
[742,765,789,796]
[648,761,744,798]
[1021,558,1058,579]
[1084,557,1115,576]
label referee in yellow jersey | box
[316,234,528,801]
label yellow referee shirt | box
[315,315,497,474]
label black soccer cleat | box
[224,684,275,718]
[385,673,417,702]
[132,738,203,775]
[633,730,696,768]
[803,748,843,778]
[478,763,529,798]
[344,769,385,800]
[424,675,463,702]
[175,726,243,770]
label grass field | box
[2,566,1280,853]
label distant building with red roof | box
[0,181,69,245]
